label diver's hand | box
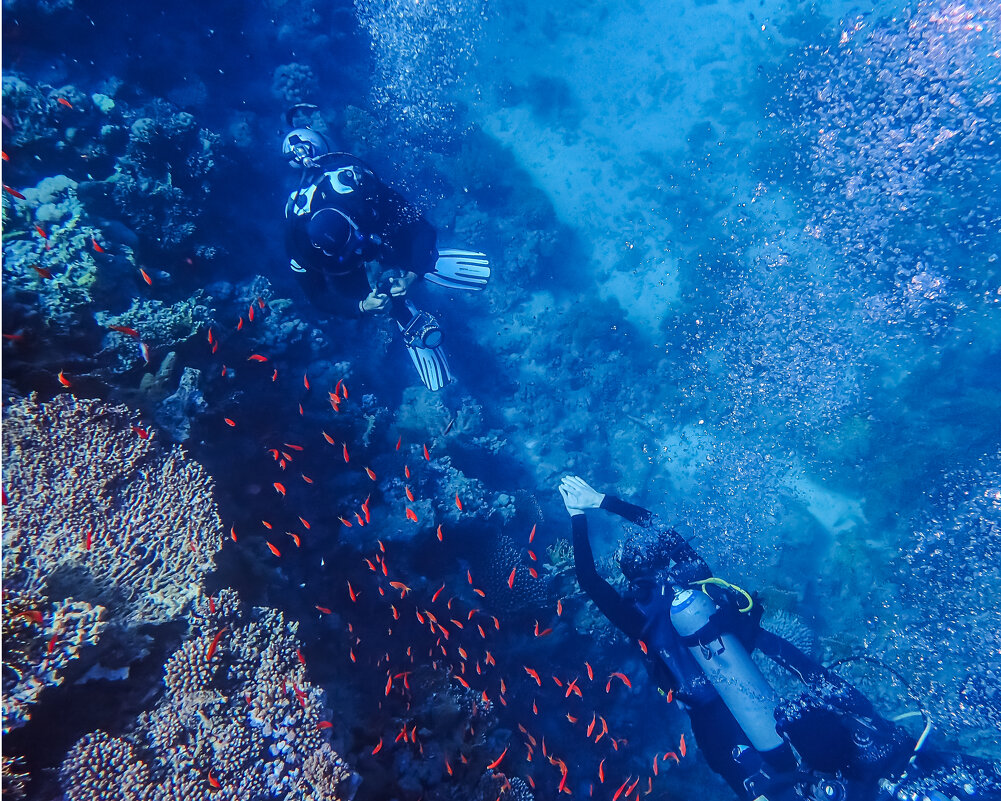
[387,271,417,297]
[359,290,390,313]
[559,475,605,517]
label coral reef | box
[111,104,220,253]
[1,589,107,733]
[2,393,225,733]
[272,63,319,104]
[60,589,357,801]
[3,393,224,624]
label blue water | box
[2,0,1000,798]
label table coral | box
[2,393,224,626]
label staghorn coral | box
[2,393,224,625]
[60,589,357,801]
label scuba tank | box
[671,588,785,753]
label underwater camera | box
[402,309,443,349]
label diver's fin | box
[402,339,453,391]
[398,309,452,391]
[425,249,491,291]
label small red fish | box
[679,733,687,758]
[556,598,563,616]
[372,738,383,755]
[405,487,415,502]
[267,542,281,557]
[32,264,53,279]
[109,325,140,338]
[139,268,152,285]
[315,605,332,614]
[248,354,268,362]
[299,516,311,530]
[347,581,358,602]
[34,224,48,239]
[507,567,516,589]
[261,520,273,529]
[436,524,444,542]
[342,443,349,463]
[524,666,542,685]
[207,770,220,790]
[486,746,508,770]
[455,493,463,511]
[365,467,376,480]
[85,529,93,551]
[258,297,265,309]
[92,238,105,253]
[453,675,470,689]
[208,596,216,614]
[57,370,71,388]
[423,443,431,461]
[405,507,418,523]
[237,316,244,331]
[248,305,255,322]
[56,97,73,108]
[272,368,278,382]
[638,639,648,654]
[405,465,411,479]
[224,418,236,427]
[605,671,632,692]
[131,426,149,439]
[273,482,286,497]
[303,373,310,390]
[432,584,445,603]
[395,436,402,451]
[2,184,25,199]
[317,720,333,729]
[206,627,229,660]
[585,661,594,681]
[230,526,237,542]
[529,524,536,543]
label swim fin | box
[425,249,491,291]
[398,306,453,391]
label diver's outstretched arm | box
[559,477,646,636]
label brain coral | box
[2,392,224,625]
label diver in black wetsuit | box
[559,475,1001,801]
[280,105,491,391]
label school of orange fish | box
[4,150,690,799]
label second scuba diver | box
[558,475,1001,801]
[281,105,491,391]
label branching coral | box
[2,393,225,732]
[60,589,357,801]
[3,393,224,624]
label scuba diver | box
[281,104,491,391]
[558,475,1001,801]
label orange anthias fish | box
[365,467,376,480]
[248,353,268,362]
[267,542,281,557]
[455,493,463,511]
[273,482,286,497]
[139,267,153,285]
[56,96,73,108]
[57,370,72,387]
[207,770,221,790]
[605,671,632,692]
[486,746,508,770]
[205,627,229,660]
[108,324,140,338]
[31,264,53,279]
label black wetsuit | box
[571,495,778,796]
[572,496,1001,801]
[285,156,437,321]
